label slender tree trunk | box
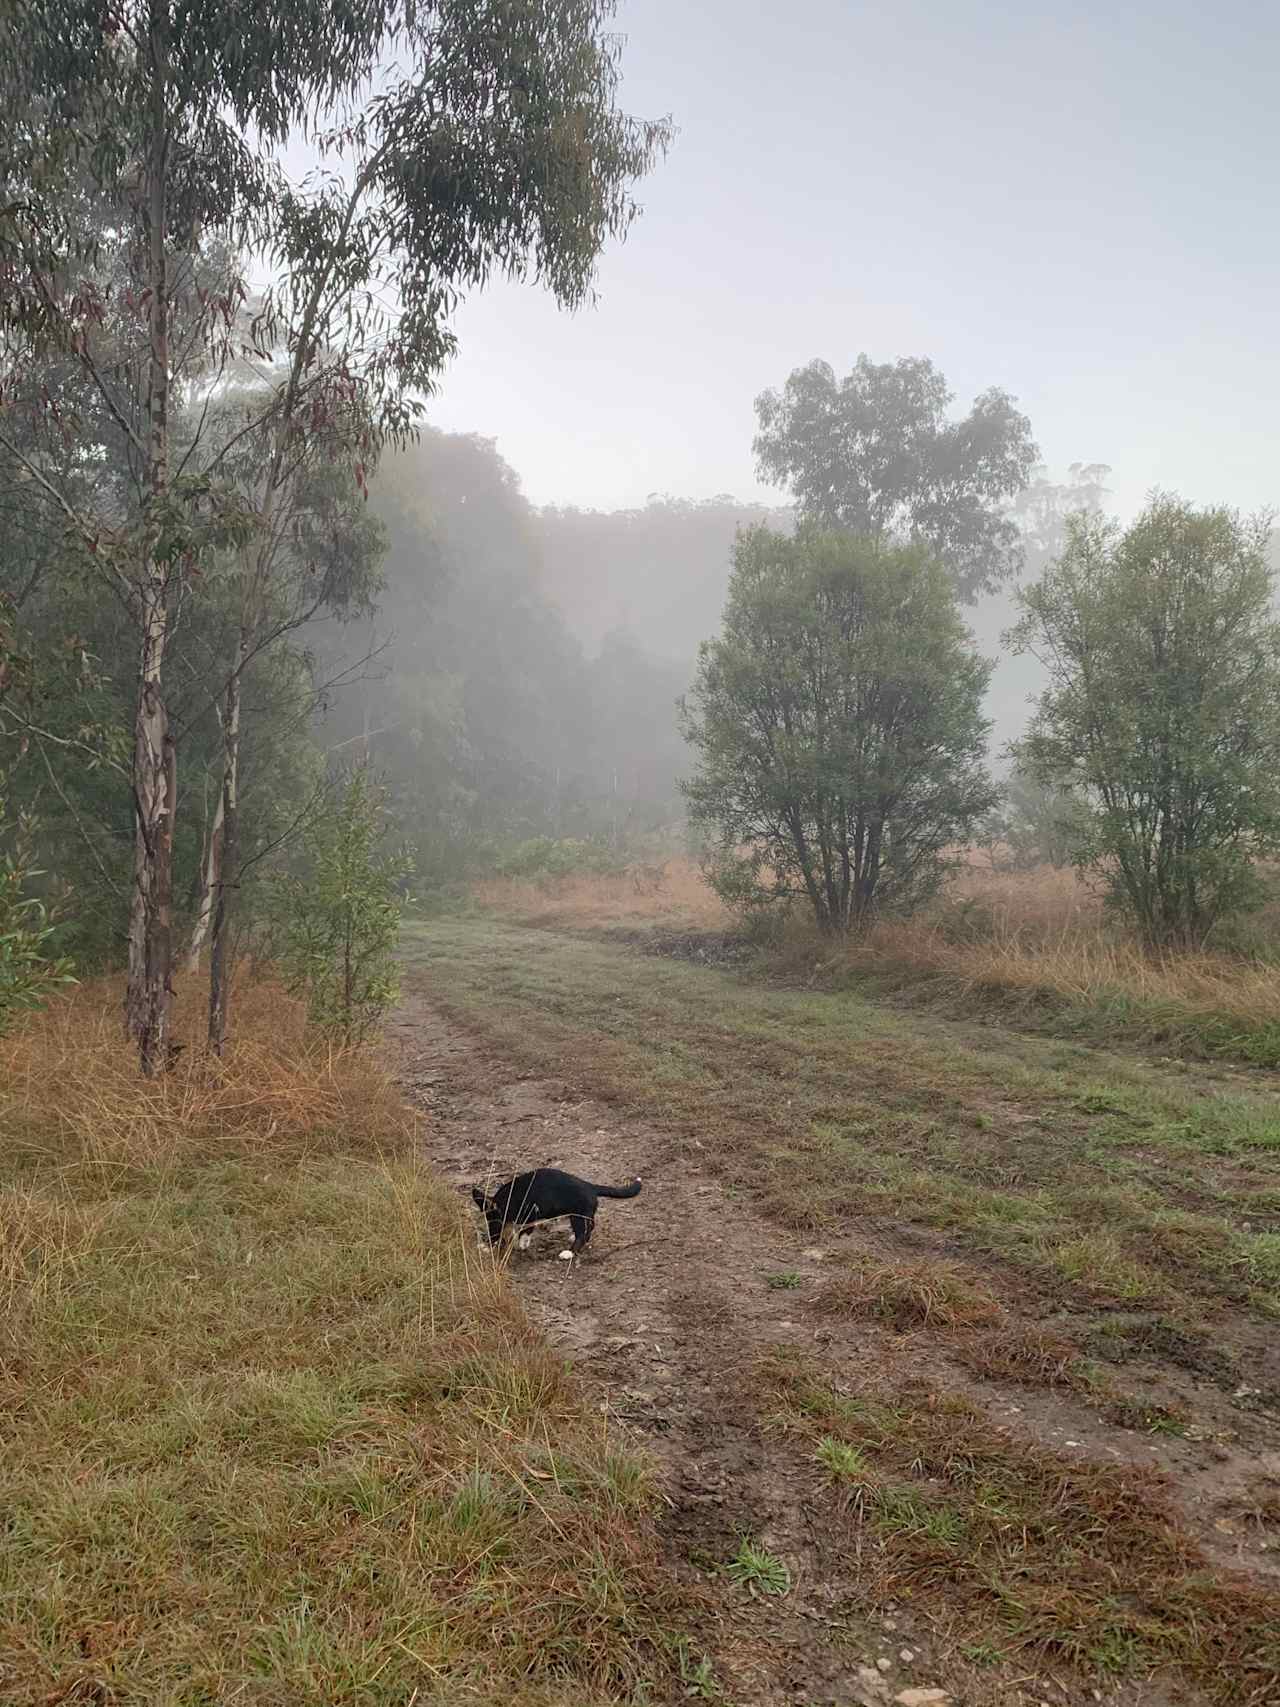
[125,14,174,1077]
[126,637,175,1074]
[206,430,287,1050]
[854,821,883,925]
[203,158,378,1051]
[186,784,224,971]
[207,650,244,1055]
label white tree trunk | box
[186,785,224,971]
[124,20,175,1077]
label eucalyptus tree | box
[753,355,1039,601]
[2,1,670,1070]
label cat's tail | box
[593,1177,642,1199]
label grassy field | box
[402,901,1280,1702]
[403,913,1280,1327]
[0,979,690,1706]
[12,866,1275,1705]
[766,1357,1279,1698]
[476,855,1280,1065]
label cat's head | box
[471,1185,502,1243]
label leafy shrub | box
[1012,497,1280,948]
[495,837,626,882]
[0,806,75,1031]
[682,527,996,933]
[275,767,412,1040]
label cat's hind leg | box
[559,1213,594,1260]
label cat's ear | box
[471,1186,492,1210]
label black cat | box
[471,1167,642,1259]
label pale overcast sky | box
[422,0,1279,521]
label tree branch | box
[0,429,135,604]
[36,737,126,897]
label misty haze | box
[3,4,1279,1706]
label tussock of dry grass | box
[0,980,689,1706]
[957,1322,1086,1390]
[814,1255,1002,1330]
[474,859,729,932]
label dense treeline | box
[317,432,697,881]
[0,373,1118,989]
[533,494,793,658]
[0,0,669,1066]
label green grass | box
[0,981,690,1707]
[724,1537,791,1597]
[668,1635,730,1702]
[814,1436,868,1482]
[766,1359,1280,1702]
[0,1159,687,1705]
[400,918,1280,1320]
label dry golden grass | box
[0,978,694,1706]
[0,972,404,1174]
[847,855,1280,1026]
[473,857,729,932]
[474,854,1280,1059]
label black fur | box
[471,1167,641,1256]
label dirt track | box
[391,983,1275,1707]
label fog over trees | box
[2,0,1274,1045]
[308,367,1112,898]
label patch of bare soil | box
[391,988,1279,1707]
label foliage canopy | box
[1011,495,1280,948]
[681,527,996,931]
[753,355,1039,601]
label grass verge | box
[476,855,1280,1067]
[0,979,688,1706]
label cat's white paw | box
[558,1249,574,1261]
[517,1232,532,1251]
